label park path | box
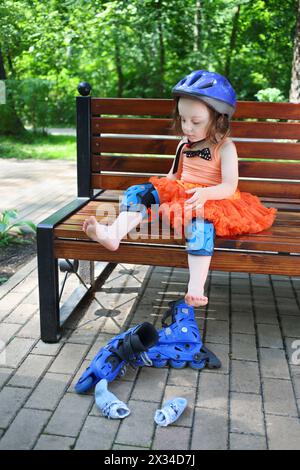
[1,158,77,224]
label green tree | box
[0,0,298,134]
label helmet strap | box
[186,136,207,148]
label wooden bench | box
[37,83,300,343]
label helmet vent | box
[198,79,216,89]
[188,72,204,86]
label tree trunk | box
[6,49,15,77]
[135,32,150,98]
[224,4,241,78]
[115,37,124,97]
[0,46,7,80]
[157,0,165,96]
[194,0,202,53]
[289,0,300,102]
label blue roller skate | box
[75,322,159,394]
[143,298,221,370]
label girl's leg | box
[82,211,144,251]
[83,182,159,250]
[185,254,212,307]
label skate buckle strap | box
[109,333,137,366]
[140,352,153,367]
[161,297,186,328]
[122,334,138,362]
[111,331,152,369]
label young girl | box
[83,70,277,308]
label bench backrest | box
[76,90,300,200]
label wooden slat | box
[91,98,174,116]
[235,142,300,160]
[92,117,173,135]
[57,211,300,238]
[237,161,300,180]
[58,215,300,237]
[56,205,300,233]
[54,219,300,252]
[54,239,300,276]
[261,197,300,212]
[91,99,300,120]
[239,180,300,198]
[236,101,300,120]
[91,191,300,210]
[92,137,178,155]
[92,117,300,139]
[92,155,172,174]
[53,199,300,254]
[63,204,300,227]
[92,137,300,161]
[261,197,300,203]
[53,226,300,253]
[263,204,300,213]
[92,155,300,180]
[232,121,300,139]
[91,174,300,198]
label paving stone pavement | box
[0,256,300,450]
[2,156,299,451]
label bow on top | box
[183,147,212,161]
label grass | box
[0,133,76,160]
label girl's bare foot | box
[184,293,208,307]
[82,216,119,251]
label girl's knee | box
[120,183,160,217]
[185,218,215,255]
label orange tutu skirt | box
[149,176,277,238]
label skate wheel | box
[118,365,127,378]
[189,359,206,370]
[169,359,187,369]
[152,359,168,368]
[75,376,94,394]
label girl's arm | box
[202,140,239,200]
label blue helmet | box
[172,70,236,119]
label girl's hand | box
[185,187,208,213]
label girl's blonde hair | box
[171,96,231,145]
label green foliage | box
[0,0,297,132]
[255,88,285,102]
[0,80,26,135]
[0,209,36,247]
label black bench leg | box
[37,226,61,343]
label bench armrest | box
[37,197,90,231]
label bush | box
[255,88,285,102]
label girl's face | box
[178,97,211,142]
